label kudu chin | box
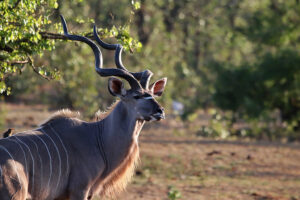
[0,15,167,200]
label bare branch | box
[0,31,109,53]
[39,32,68,40]
[2,58,52,81]
[27,56,51,81]
[39,31,101,40]
[8,60,29,64]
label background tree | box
[0,0,60,94]
[1,0,299,139]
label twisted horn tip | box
[59,15,69,35]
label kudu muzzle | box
[153,106,165,121]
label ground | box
[1,103,300,200]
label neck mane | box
[94,100,119,121]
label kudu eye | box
[133,94,141,100]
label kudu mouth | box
[149,109,165,121]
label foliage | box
[130,0,299,138]
[0,0,60,93]
[213,50,300,126]
[168,186,182,200]
[197,109,296,141]
[211,0,300,134]
[197,109,233,139]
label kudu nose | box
[154,107,165,120]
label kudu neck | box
[107,101,135,126]
[97,100,144,174]
[104,100,145,140]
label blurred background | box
[0,0,300,199]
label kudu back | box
[0,16,167,200]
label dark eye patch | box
[133,92,143,99]
[133,95,140,99]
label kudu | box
[0,15,167,200]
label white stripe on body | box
[26,136,44,197]
[32,134,52,190]
[0,165,2,183]
[0,146,21,184]
[49,125,69,173]
[13,136,35,194]
[40,129,62,193]
[4,138,29,178]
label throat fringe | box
[100,142,139,199]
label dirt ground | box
[1,103,300,200]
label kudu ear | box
[149,77,167,96]
[108,77,127,97]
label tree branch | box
[0,31,107,53]
[39,32,68,40]
[39,31,99,40]
[3,58,52,81]
[8,60,29,64]
[27,56,51,81]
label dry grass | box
[1,103,300,200]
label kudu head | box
[60,16,167,121]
